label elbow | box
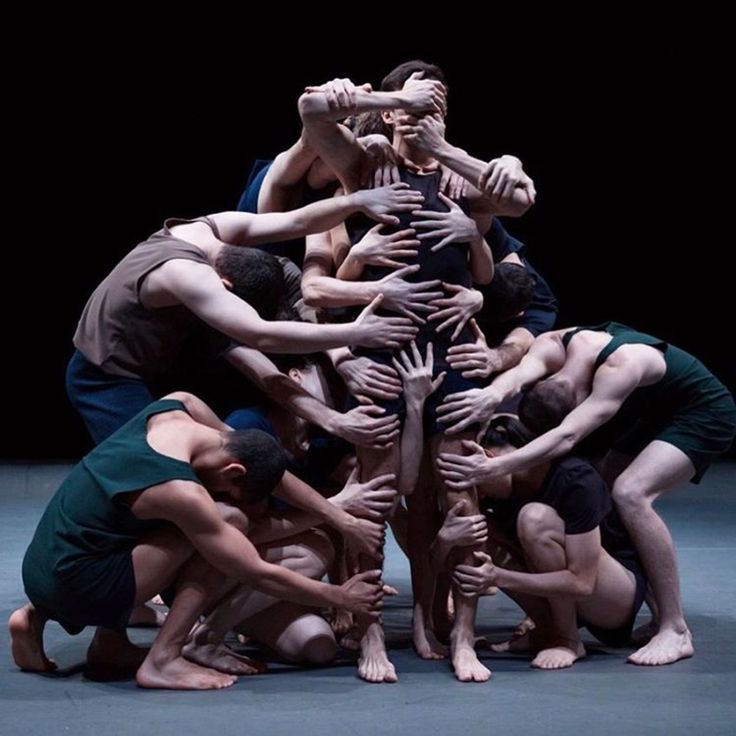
[301,282,324,308]
[298,92,322,123]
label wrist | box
[405,397,425,413]
[323,409,343,437]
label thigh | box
[131,524,193,606]
[614,440,696,502]
[576,550,638,629]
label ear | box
[221,277,234,291]
[223,462,246,481]
[288,367,302,383]
[381,110,395,127]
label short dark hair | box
[519,377,576,435]
[483,263,535,322]
[215,246,286,320]
[224,428,286,502]
[380,60,447,91]
[482,414,534,449]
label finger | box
[371,364,401,379]
[431,371,446,391]
[437,191,456,208]
[410,339,422,367]
[391,356,407,376]
[430,234,456,252]
[386,264,421,280]
[377,214,401,225]
[447,358,485,371]
[461,368,490,379]
[451,317,470,342]
[425,341,434,373]
[469,318,485,341]
[427,307,459,322]
[399,348,413,371]
[502,177,516,201]
[447,499,468,517]
[388,228,417,241]
[377,259,412,269]
[492,171,508,198]
[417,229,452,240]
[394,306,425,325]
[434,315,461,333]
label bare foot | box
[329,608,354,637]
[357,649,398,683]
[382,584,399,597]
[136,653,237,690]
[183,640,266,676]
[452,646,491,682]
[413,620,448,660]
[628,628,693,666]
[8,604,57,673]
[128,603,167,628]
[531,640,585,670]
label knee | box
[301,630,338,666]
[517,503,559,544]
[611,477,650,517]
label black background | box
[5,27,732,459]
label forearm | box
[495,566,591,599]
[335,251,366,281]
[274,472,354,533]
[489,329,534,373]
[301,88,409,123]
[233,319,359,353]
[301,274,377,308]
[492,427,575,476]
[399,401,425,496]
[468,236,494,285]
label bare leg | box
[132,526,237,690]
[86,627,149,679]
[432,433,491,682]
[408,459,447,659]
[610,441,695,666]
[8,603,57,672]
[184,530,334,673]
[355,443,399,683]
[516,503,585,670]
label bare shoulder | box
[131,478,211,522]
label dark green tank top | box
[562,322,731,421]
[24,400,201,580]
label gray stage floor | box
[1,462,735,735]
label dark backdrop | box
[5,33,731,459]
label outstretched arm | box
[135,482,382,615]
[454,530,600,598]
[397,114,535,217]
[438,360,645,489]
[211,183,423,246]
[437,331,568,435]
[163,259,417,352]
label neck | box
[392,133,437,169]
[189,427,227,475]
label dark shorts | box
[578,555,647,647]
[612,395,736,483]
[23,550,137,635]
[66,350,154,445]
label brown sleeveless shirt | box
[73,217,220,380]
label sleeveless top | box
[562,321,732,421]
[73,217,219,380]
[23,399,201,586]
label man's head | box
[519,375,577,435]
[477,414,533,499]
[483,263,535,322]
[206,428,286,504]
[379,60,448,137]
[270,354,332,407]
[215,246,287,320]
